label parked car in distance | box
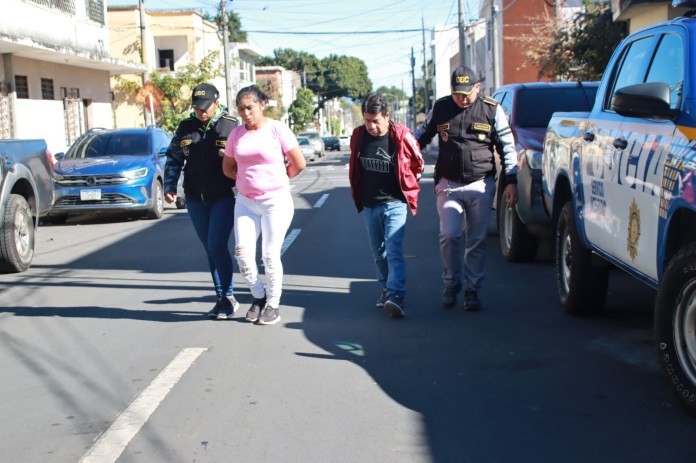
[298,131,325,157]
[297,136,316,162]
[323,136,340,151]
[49,126,172,223]
[339,135,351,150]
[492,81,599,262]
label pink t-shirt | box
[225,119,299,200]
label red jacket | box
[349,120,424,215]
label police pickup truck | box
[542,5,696,413]
[0,139,54,272]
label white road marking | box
[281,228,301,256]
[313,194,329,208]
[80,347,208,463]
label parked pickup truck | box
[542,10,696,413]
[492,81,598,261]
[0,140,54,272]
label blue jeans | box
[186,195,235,299]
[362,201,408,298]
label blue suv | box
[49,127,172,223]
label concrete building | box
[0,0,144,153]
[107,6,263,128]
[255,65,301,126]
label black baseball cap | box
[191,83,219,110]
[451,66,478,95]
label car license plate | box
[80,189,101,201]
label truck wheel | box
[555,201,608,314]
[498,192,538,262]
[146,181,164,219]
[655,244,696,414]
[0,194,34,273]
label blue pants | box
[186,195,235,298]
[362,201,408,298]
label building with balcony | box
[107,6,263,128]
[0,0,144,153]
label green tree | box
[147,52,221,132]
[259,49,372,112]
[288,87,316,133]
[510,1,626,81]
[203,10,247,43]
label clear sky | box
[106,0,482,93]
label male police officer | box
[415,67,517,311]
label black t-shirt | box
[359,132,404,207]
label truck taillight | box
[45,149,55,168]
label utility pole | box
[458,0,467,66]
[491,1,500,91]
[410,47,417,132]
[221,0,233,107]
[138,0,148,126]
[421,17,430,115]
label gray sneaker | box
[441,283,462,308]
[245,296,266,322]
[376,288,388,309]
[257,305,281,325]
[384,294,405,319]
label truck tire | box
[146,180,164,219]
[0,194,34,273]
[498,192,538,262]
[655,243,696,415]
[555,201,608,314]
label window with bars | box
[41,78,55,100]
[86,0,104,24]
[27,0,76,15]
[15,76,29,99]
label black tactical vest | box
[431,96,498,184]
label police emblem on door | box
[627,198,640,262]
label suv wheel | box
[146,181,164,219]
[0,194,34,273]
[498,190,538,262]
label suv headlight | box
[52,171,64,182]
[123,167,148,179]
[524,149,543,170]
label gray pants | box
[435,176,496,292]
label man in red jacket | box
[349,92,424,318]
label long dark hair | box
[236,85,269,106]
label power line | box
[244,28,426,35]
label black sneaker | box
[257,305,281,325]
[464,290,481,311]
[376,288,388,309]
[216,296,239,320]
[384,294,405,319]
[207,298,228,319]
[245,296,266,322]
[441,283,462,308]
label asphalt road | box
[1,148,695,463]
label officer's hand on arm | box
[222,156,237,180]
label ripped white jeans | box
[234,191,294,308]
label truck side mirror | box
[611,82,677,119]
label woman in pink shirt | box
[223,85,306,325]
